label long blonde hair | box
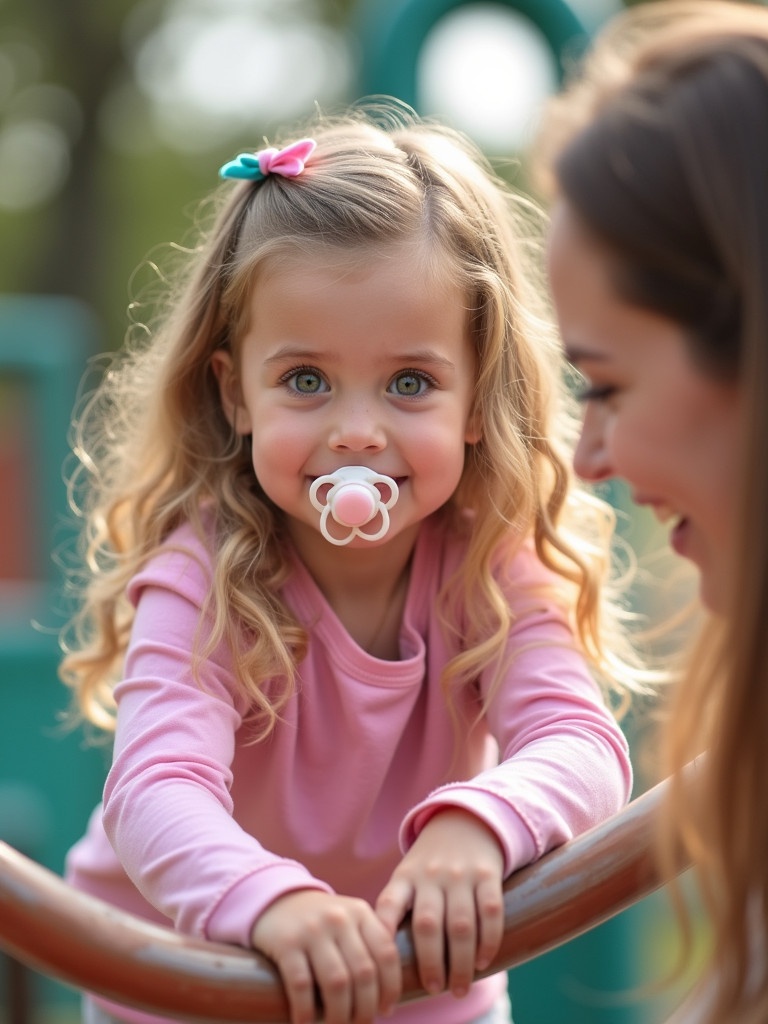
[536,4,768,1019]
[62,100,635,743]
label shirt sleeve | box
[399,547,633,876]
[101,549,331,948]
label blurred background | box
[0,0,613,347]
[0,0,703,1022]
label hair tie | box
[219,139,316,182]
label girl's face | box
[547,201,744,613]
[212,244,480,563]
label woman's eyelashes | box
[565,362,618,405]
[574,380,617,404]
[278,366,438,398]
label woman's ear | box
[210,350,253,435]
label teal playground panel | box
[0,297,109,1021]
[354,0,590,104]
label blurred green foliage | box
[0,0,644,349]
[0,0,360,349]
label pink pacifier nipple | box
[331,482,377,527]
[309,466,399,546]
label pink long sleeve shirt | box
[66,514,632,1024]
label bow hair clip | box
[219,138,316,182]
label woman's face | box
[547,200,744,613]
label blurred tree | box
[0,0,355,346]
[0,0,157,301]
[0,0,626,346]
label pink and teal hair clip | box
[219,138,316,182]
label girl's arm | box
[105,570,401,1024]
[103,578,328,941]
[377,549,632,998]
[376,807,505,1000]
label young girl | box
[63,102,635,1024]
[537,2,768,1020]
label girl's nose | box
[572,410,612,482]
[328,403,386,453]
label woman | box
[537,2,768,1021]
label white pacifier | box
[309,466,399,546]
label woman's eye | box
[389,370,434,397]
[282,368,328,394]
[574,382,616,404]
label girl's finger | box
[334,928,380,1023]
[444,885,477,997]
[474,875,504,972]
[308,942,353,1024]
[276,949,318,1024]
[410,883,447,995]
[360,915,403,1016]
[375,877,414,934]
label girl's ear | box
[210,350,253,435]
[464,407,482,445]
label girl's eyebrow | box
[263,346,457,370]
[393,348,457,370]
[264,346,340,365]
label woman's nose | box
[328,401,386,453]
[573,410,612,482]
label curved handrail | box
[0,777,682,1022]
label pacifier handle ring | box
[318,507,354,546]
[368,476,398,509]
[309,466,400,545]
[318,506,392,546]
[353,507,391,542]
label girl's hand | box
[375,809,505,1000]
[250,889,401,1024]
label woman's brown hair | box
[537,3,768,1018]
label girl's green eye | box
[391,372,428,397]
[288,370,326,394]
